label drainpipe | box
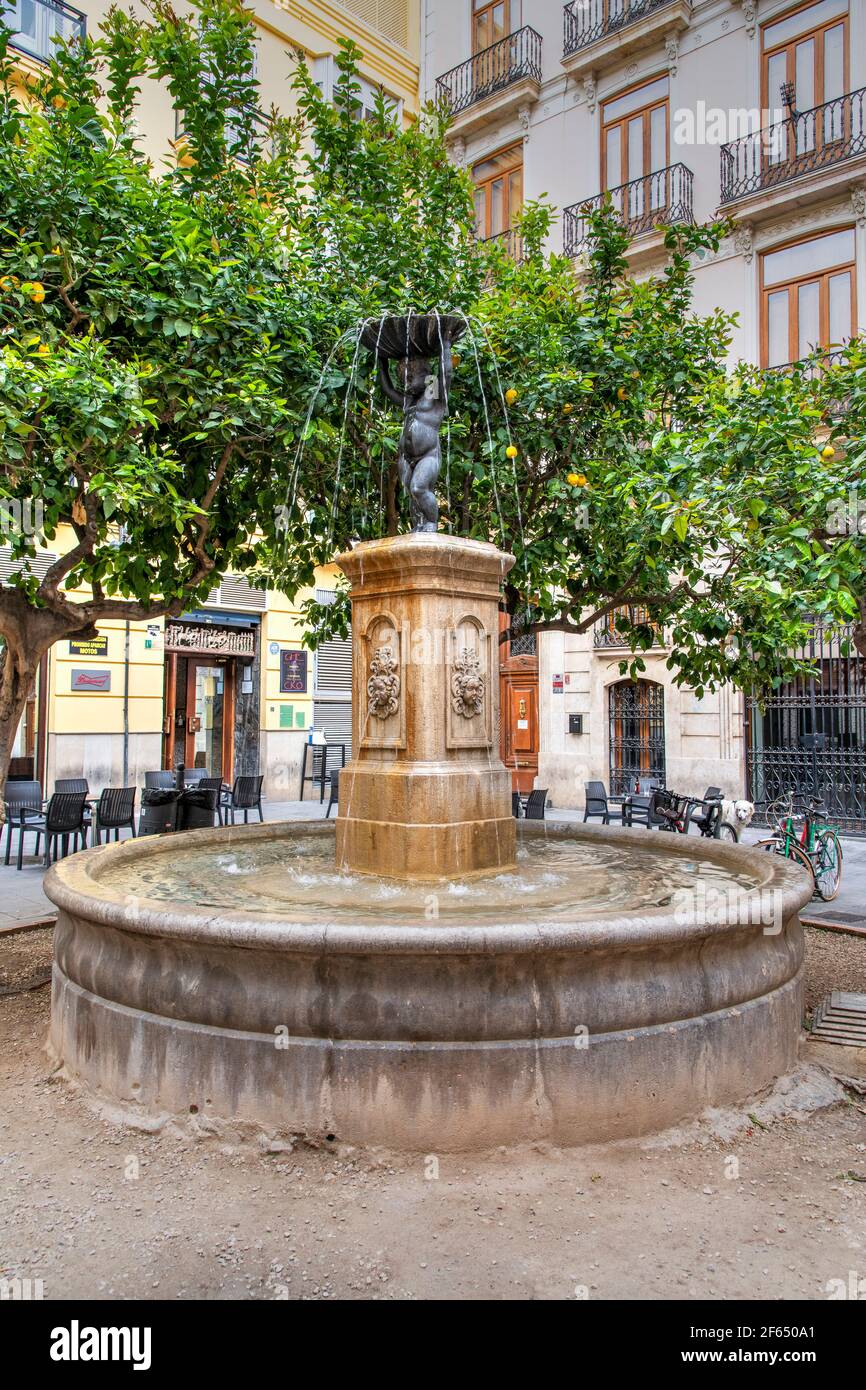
[122,620,130,786]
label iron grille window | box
[609,679,666,795]
[748,623,866,833]
[510,631,537,658]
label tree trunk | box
[0,648,41,822]
[0,591,86,818]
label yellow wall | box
[7,0,420,150]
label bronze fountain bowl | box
[360,312,467,359]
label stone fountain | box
[43,314,812,1151]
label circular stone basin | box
[45,821,812,1151]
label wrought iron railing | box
[765,348,848,378]
[594,607,664,649]
[482,228,525,262]
[563,0,685,57]
[4,0,85,64]
[720,86,866,202]
[564,163,694,254]
[436,26,542,118]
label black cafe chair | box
[144,770,176,791]
[583,781,624,825]
[5,780,43,868]
[94,787,137,844]
[523,789,548,821]
[199,778,227,826]
[21,791,89,867]
[687,786,723,833]
[225,775,265,825]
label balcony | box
[564,163,694,257]
[482,228,525,261]
[436,26,542,140]
[562,0,692,81]
[5,0,85,66]
[720,87,866,221]
[594,607,664,650]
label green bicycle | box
[754,794,843,902]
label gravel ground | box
[1,924,864,1302]
[802,924,866,1015]
[0,925,54,995]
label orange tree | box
[0,2,315,797]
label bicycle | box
[649,789,738,842]
[754,793,843,901]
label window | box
[602,76,669,192]
[762,0,849,158]
[6,0,84,65]
[608,680,666,796]
[313,55,402,123]
[472,144,523,240]
[472,0,521,53]
[761,227,856,367]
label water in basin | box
[96,825,763,924]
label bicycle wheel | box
[813,830,842,902]
[754,838,816,891]
[716,822,738,844]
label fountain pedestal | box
[334,533,517,879]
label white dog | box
[719,798,756,840]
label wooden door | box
[183,658,235,778]
[499,613,539,793]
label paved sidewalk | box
[0,798,863,931]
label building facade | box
[426,0,866,824]
[4,0,418,800]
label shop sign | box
[279,649,308,693]
[69,634,108,657]
[71,669,111,692]
[165,622,255,658]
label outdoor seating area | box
[3,768,267,868]
[583,781,733,839]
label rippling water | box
[96,827,763,924]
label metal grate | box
[801,910,866,937]
[0,547,58,584]
[747,622,866,833]
[811,992,866,1048]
